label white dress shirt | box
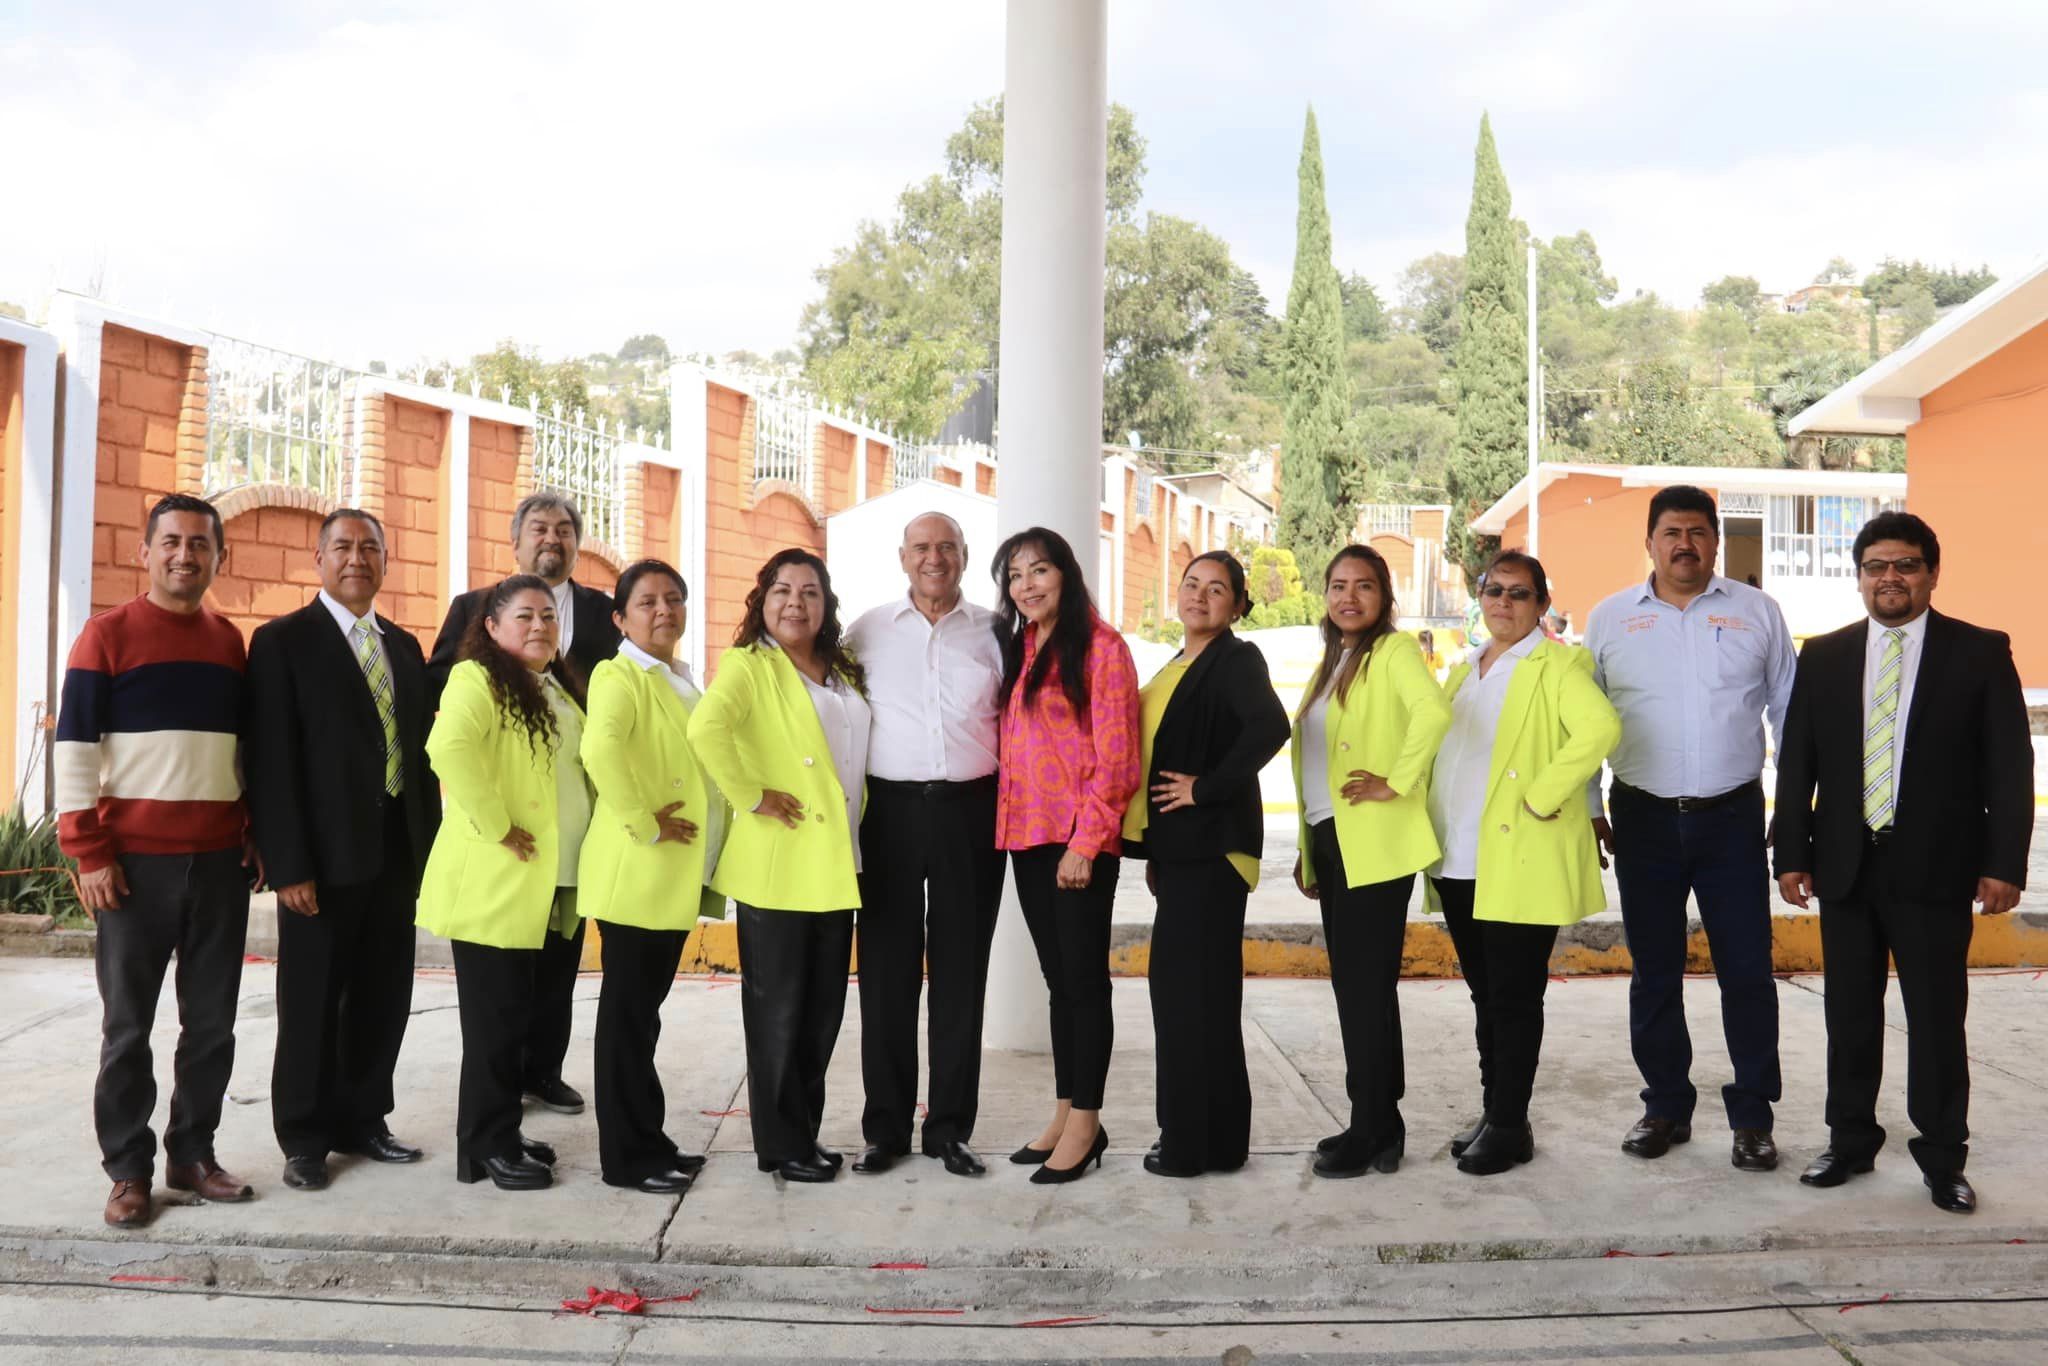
[616,638,729,880]
[1864,609,1929,807]
[1429,628,1543,880]
[844,594,1002,782]
[1298,648,1355,827]
[798,666,873,874]
[543,673,592,886]
[1582,575,1795,812]
[317,587,381,645]
[550,579,576,659]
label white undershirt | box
[550,580,576,658]
[1299,648,1354,827]
[1428,629,1543,880]
[799,668,873,874]
[543,673,591,886]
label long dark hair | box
[457,574,586,758]
[1300,544,1399,716]
[991,526,1097,719]
[732,548,866,695]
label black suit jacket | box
[425,578,620,709]
[1773,608,2033,903]
[1125,630,1291,866]
[246,601,441,894]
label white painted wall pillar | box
[3,320,60,817]
[442,410,471,602]
[670,365,711,680]
[48,299,104,750]
[985,0,1109,1052]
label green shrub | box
[0,725,84,927]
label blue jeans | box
[1610,781,1780,1131]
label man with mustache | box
[1775,513,2030,1214]
[1583,485,1796,1174]
[428,491,621,1117]
[56,493,263,1228]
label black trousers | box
[1610,781,1781,1131]
[736,904,854,1162]
[1434,877,1558,1128]
[1148,856,1251,1171]
[856,777,1005,1151]
[1011,843,1119,1111]
[1819,833,1974,1173]
[93,849,250,1181]
[1310,820,1413,1157]
[449,938,539,1163]
[272,800,417,1158]
[594,919,689,1181]
[523,915,585,1089]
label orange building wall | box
[468,418,523,589]
[642,465,678,567]
[377,398,449,641]
[1909,317,2048,687]
[1496,474,1654,628]
[0,343,21,784]
[207,505,325,640]
[91,326,200,612]
[700,384,826,670]
[1370,533,1417,587]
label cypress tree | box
[1278,106,1353,575]
[1447,112,1527,579]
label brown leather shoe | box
[1621,1116,1691,1159]
[1731,1128,1778,1172]
[165,1159,254,1203]
[104,1178,151,1228]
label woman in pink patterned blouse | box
[991,526,1141,1185]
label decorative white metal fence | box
[892,438,938,489]
[1134,471,1155,518]
[530,404,628,549]
[752,392,814,506]
[203,335,366,501]
[1358,504,1416,539]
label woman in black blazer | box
[1123,551,1290,1176]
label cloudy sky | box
[6,0,2045,368]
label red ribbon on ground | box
[864,1306,965,1316]
[109,1274,188,1284]
[871,1261,927,1270]
[559,1286,701,1316]
[1015,1314,1103,1327]
[1838,1293,1893,1313]
[1601,1249,1674,1258]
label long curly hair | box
[1300,544,1399,716]
[991,526,1097,720]
[732,548,866,695]
[457,574,587,758]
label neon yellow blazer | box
[417,660,567,949]
[1293,631,1452,890]
[686,643,863,913]
[576,656,728,932]
[1434,639,1620,926]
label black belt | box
[1613,778,1760,814]
[868,775,997,798]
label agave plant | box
[0,708,85,927]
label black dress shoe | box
[1925,1170,1976,1214]
[1731,1128,1778,1172]
[1029,1126,1108,1185]
[1313,1133,1404,1179]
[518,1135,557,1167]
[1456,1119,1534,1176]
[757,1153,836,1183]
[668,1151,707,1177]
[604,1169,693,1195]
[852,1145,905,1174]
[1144,1150,1201,1178]
[924,1140,986,1176]
[1316,1129,1350,1156]
[522,1078,585,1115]
[1621,1115,1691,1159]
[814,1143,843,1170]
[282,1156,330,1191]
[1798,1149,1875,1188]
[455,1150,552,1190]
[336,1133,423,1164]
[1009,1142,1055,1166]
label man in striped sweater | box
[57,492,263,1229]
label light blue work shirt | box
[1583,575,1796,814]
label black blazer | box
[245,601,441,894]
[425,578,620,709]
[1127,630,1291,866]
[1773,608,2032,903]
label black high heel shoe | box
[1009,1142,1055,1166]
[518,1134,557,1167]
[1029,1126,1108,1185]
[455,1148,552,1191]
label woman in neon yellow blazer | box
[419,574,592,1193]
[577,559,731,1197]
[687,548,870,1185]
[1288,544,1452,1180]
[1425,550,1620,1177]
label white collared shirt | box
[542,673,591,886]
[616,638,728,879]
[1299,647,1355,827]
[550,579,576,658]
[318,588,381,643]
[1582,574,1795,812]
[1864,609,1929,806]
[844,593,1002,782]
[797,666,873,874]
[1429,628,1544,880]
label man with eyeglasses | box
[1774,512,2031,1215]
[1583,485,1796,1175]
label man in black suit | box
[426,490,619,1116]
[1774,511,2033,1215]
[247,509,440,1191]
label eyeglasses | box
[1858,557,1927,577]
[1479,584,1538,602]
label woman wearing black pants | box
[1125,552,1289,1177]
[1289,546,1452,1179]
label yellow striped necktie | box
[1861,627,1905,830]
[352,621,403,798]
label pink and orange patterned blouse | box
[994,617,1142,858]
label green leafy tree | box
[1863,258,1997,309]
[1446,113,1526,578]
[1103,213,1240,452]
[1695,303,1753,385]
[1350,333,1445,405]
[462,340,590,420]
[1396,252,1465,355]
[1340,272,1390,342]
[1815,256,1858,285]
[1350,403,1456,504]
[1277,106,1355,570]
[1701,274,1764,321]
[616,334,670,363]
[1889,282,1939,347]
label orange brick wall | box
[1370,533,1417,588]
[0,343,20,784]
[207,505,325,640]
[576,548,620,596]
[867,440,892,494]
[817,425,856,518]
[974,461,996,496]
[377,398,448,641]
[642,465,678,568]
[468,418,522,590]
[700,384,826,672]
[90,326,196,613]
